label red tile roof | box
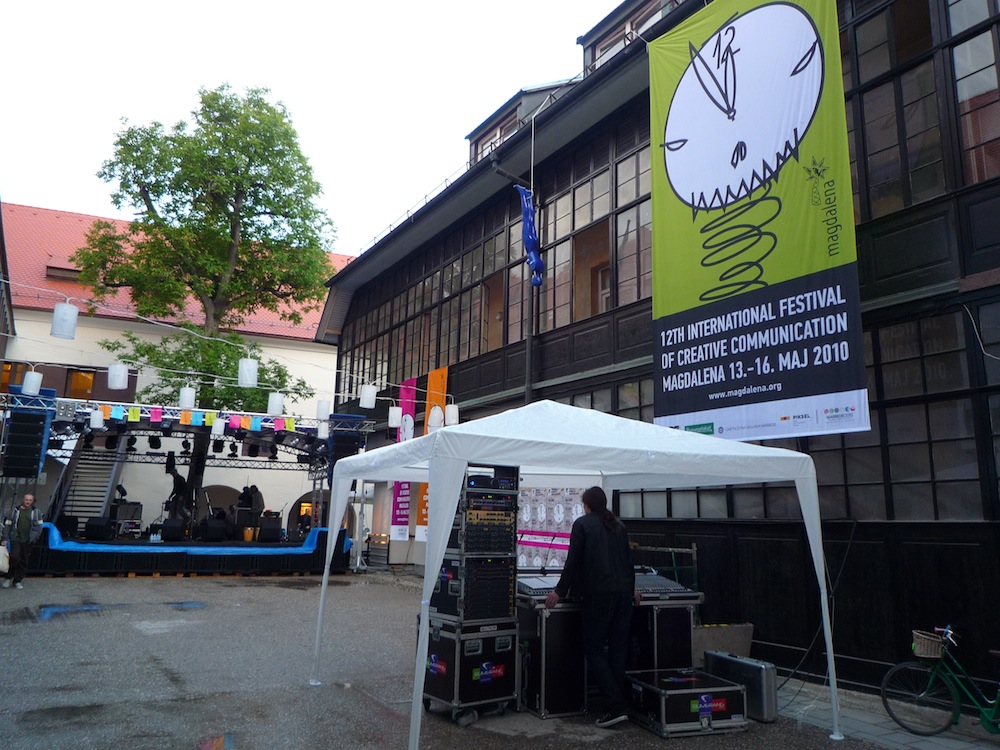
[1,202,353,341]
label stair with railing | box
[50,440,125,537]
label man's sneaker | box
[1,579,10,588]
[595,712,628,728]
[14,582,23,589]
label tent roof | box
[333,399,815,489]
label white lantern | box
[238,357,259,388]
[359,384,377,409]
[317,421,330,439]
[316,399,331,420]
[211,417,226,436]
[50,302,79,340]
[90,410,105,429]
[427,404,445,432]
[267,392,285,416]
[445,402,460,426]
[178,386,196,409]
[387,405,403,428]
[107,363,129,390]
[21,370,42,396]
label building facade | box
[1,202,355,532]
[318,0,1000,687]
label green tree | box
[70,84,335,518]
[72,83,334,337]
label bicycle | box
[880,625,1000,736]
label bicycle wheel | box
[881,661,959,735]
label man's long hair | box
[582,486,618,531]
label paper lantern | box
[107,363,129,390]
[178,386,196,409]
[90,410,105,429]
[316,399,331,420]
[21,370,42,396]
[50,302,79,340]
[211,418,226,436]
[427,404,445,432]
[317,421,330,439]
[238,357,259,388]
[267,392,285,416]
[388,406,403,428]
[359,384,377,409]
[445,402,460,426]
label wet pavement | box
[0,570,994,749]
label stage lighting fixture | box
[181,439,191,456]
[268,444,279,460]
[83,433,94,450]
[234,428,248,441]
[161,423,173,437]
[247,443,260,458]
[126,436,137,452]
[274,430,287,444]
[228,443,239,458]
[116,484,127,500]
[212,439,225,454]
[105,435,118,451]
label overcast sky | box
[1,1,617,257]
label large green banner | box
[650,0,869,440]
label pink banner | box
[390,378,418,541]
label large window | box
[953,28,1000,184]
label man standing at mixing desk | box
[545,486,639,728]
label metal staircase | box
[50,440,125,536]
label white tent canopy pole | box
[307,400,843,746]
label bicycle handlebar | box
[934,625,958,646]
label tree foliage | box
[71,84,334,337]
[101,329,313,413]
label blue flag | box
[515,185,545,286]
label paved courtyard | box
[0,570,990,749]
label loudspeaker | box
[3,411,47,477]
[201,518,227,542]
[56,514,80,538]
[161,518,187,542]
[257,516,282,543]
[85,517,115,541]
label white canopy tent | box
[309,400,842,748]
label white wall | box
[8,309,341,420]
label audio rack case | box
[423,616,518,711]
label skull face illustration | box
[663,3,824,212]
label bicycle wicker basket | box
[912,629,943,658]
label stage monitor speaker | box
[257,516,281,543]
[3,411,47,478]
[202,518,227,542]
[85,517,115,541]
[161,518,187,542]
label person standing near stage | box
[545,486,639,728]
[2,493,44,589]
[167,468,190,524]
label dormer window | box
[472,111,520,165]
[587,1,681,72]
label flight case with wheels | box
[422,617,517,713]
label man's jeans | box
[582,591,634,715]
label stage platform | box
[28,524,350,577]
